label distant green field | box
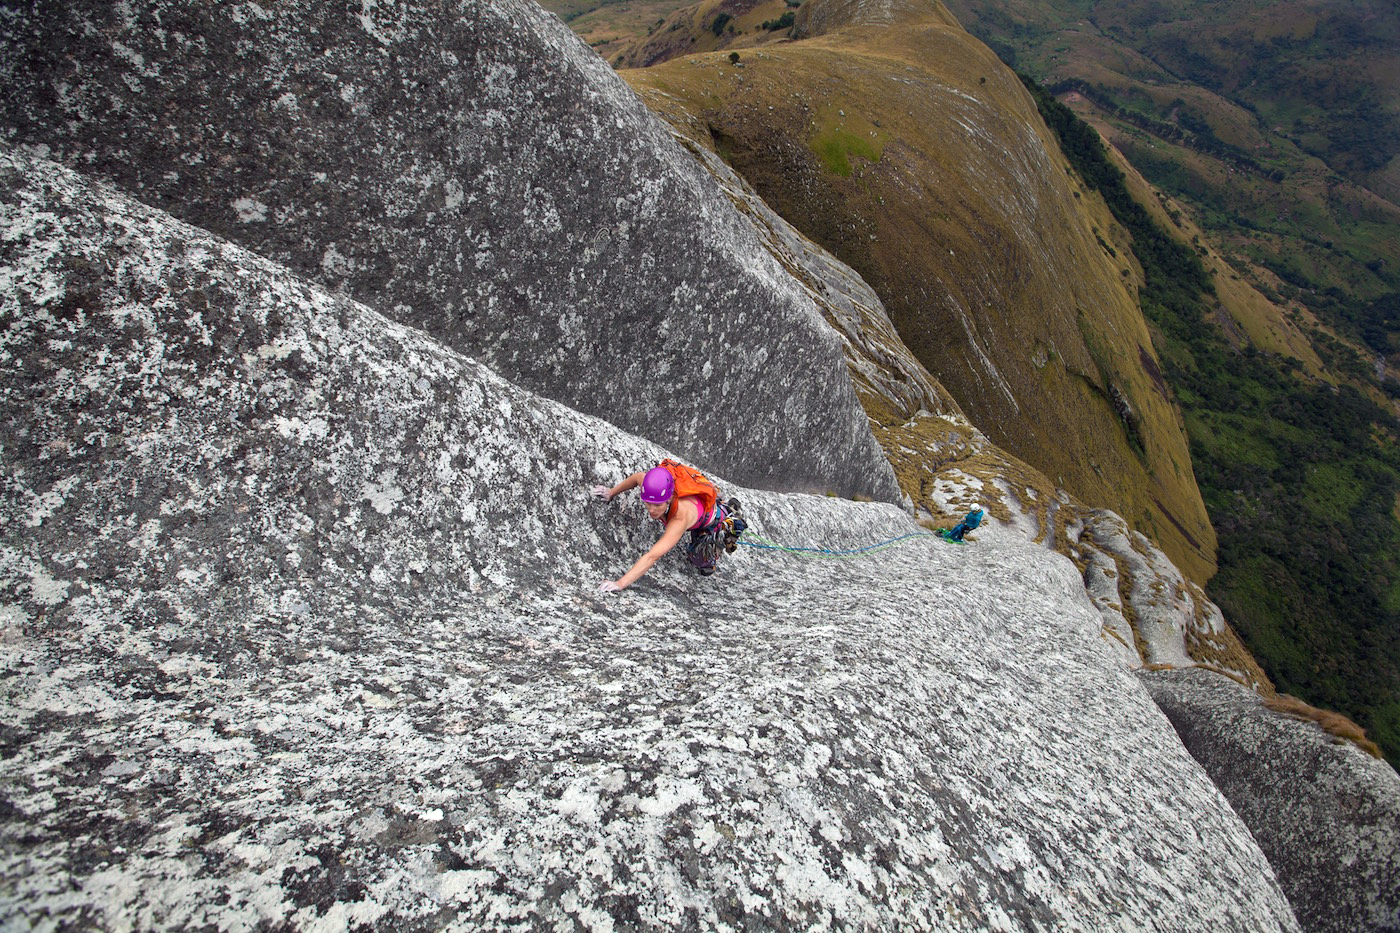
[810,127,884,177]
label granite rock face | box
[0,146,1304,931]
[0,0,897,501]
[1071,509,1265,686]
[669,123,1270,698]
[1142,669,1400,933]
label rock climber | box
[945,505,985,542]
[591,459,743,592]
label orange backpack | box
[659,458,718,525]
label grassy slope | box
[545,0,701,62]
[549,0,802,67]
[937,0,1400,767]
[940,0,1400,366]
[622,10,1218,584]
[609,0,800,68]
[1019,75,1400,766]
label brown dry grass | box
[1264,694,1385,760]
[1183,610,1271,690]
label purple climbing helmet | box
[639,466,675,503]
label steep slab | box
[659,126,1270,688]
[1143,669,1400,933]
[0,0,896,501]
[0,146,1300,931]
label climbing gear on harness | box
[688,530,722,575]
[723,498,747,552]
[685,498,748,575]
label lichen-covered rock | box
[662,118,1269,696]
[640,117,1271,699]
[0,0,897,501]
[0,145,1302,931]
[1070,509,1267,687]
[1142,669,1400,933]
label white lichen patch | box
[232,197,268,223]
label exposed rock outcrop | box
[660,123,1268,694]
[2,2,1395,930]
[1142,669,1400,933]
[1072,510,1266,685]
[0,0,897,501]
[0,144,1301,932]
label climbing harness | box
[687,498,748,575]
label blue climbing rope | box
[739,530,945,558]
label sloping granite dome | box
[0,145,1299,931]
[0,0,897,501]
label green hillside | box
[1021,76,1400,764]
[940,0,1400,361]
[938,0,1400,765]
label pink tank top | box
[666,494,713,530]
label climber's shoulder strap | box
[659,458,718,516]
